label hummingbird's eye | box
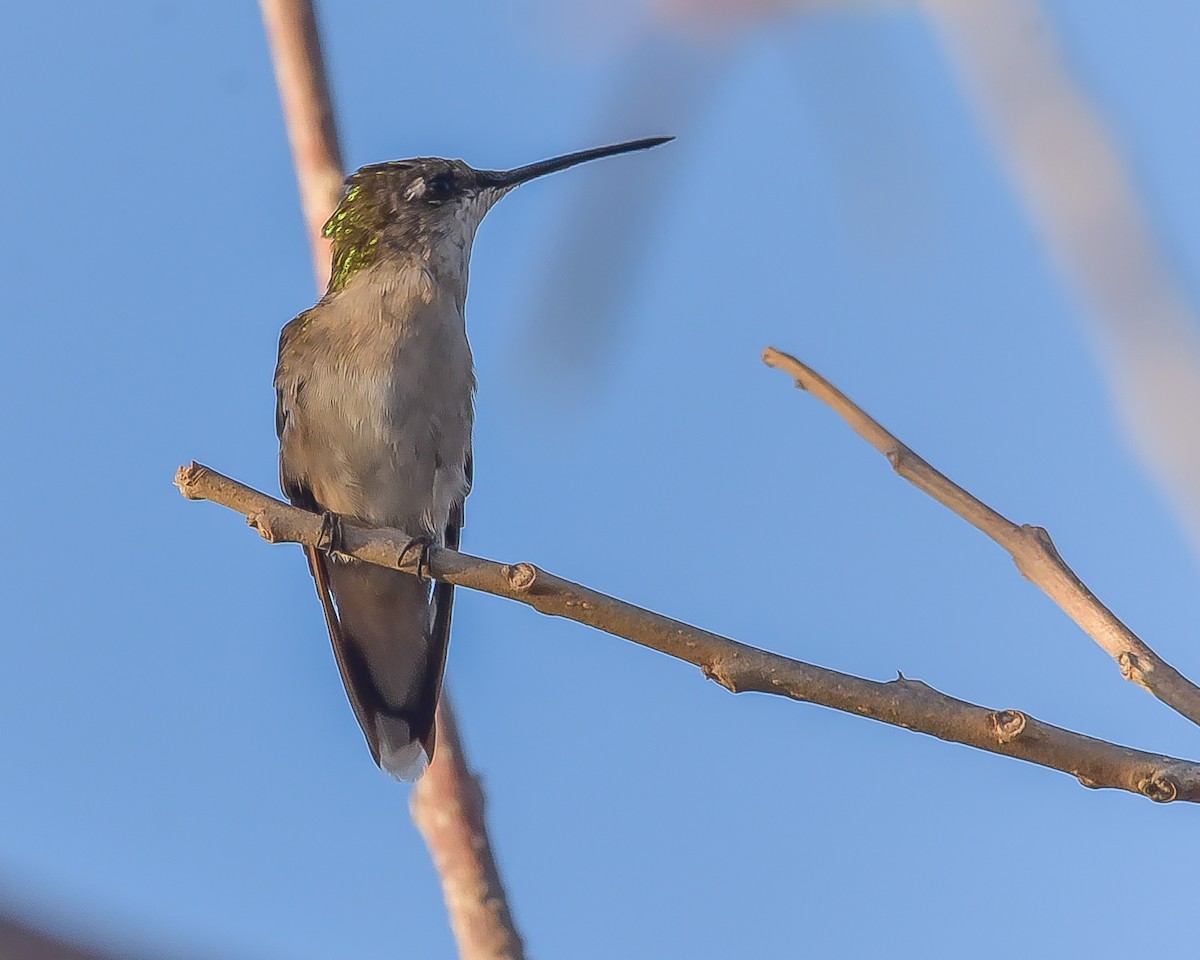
[425,173,454,201]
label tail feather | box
[306,547,443,780]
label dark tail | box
[307,547,448,780]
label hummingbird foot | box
[316,510,346,558]
[398,535,434,582]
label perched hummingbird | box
[275,136,672,779]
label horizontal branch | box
[762,346,1200,728]
[176,462,1200,804]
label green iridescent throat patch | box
[323,181,386,293]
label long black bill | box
[476,136,674,189]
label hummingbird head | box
[322,136,673,293]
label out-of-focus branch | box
[176,462,1200,804]
[762,346,1200,726]
[410,696,526,960]
[259,0,344,289]
[515,39,713,396]
[257,3,525,955]
[561,0,1200,543]
[0,914,143,960]
[922,0,1200,550]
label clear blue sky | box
[3,2,1199,958]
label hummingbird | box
[274,136,672,779]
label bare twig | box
[762,346,1200,727]
[258,2,524,953]
[176,462,1200,804]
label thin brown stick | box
[410,695,526,960]
[257,3,524,953]
[761,345,1200,727]
[259,0,345,289]
[176,462,1200,804]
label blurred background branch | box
[922,0,1200,552]
[410,698,526,960]
[259,0,343,289]
[537,0,1200,549]
[0,915,144,960]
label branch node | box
[1118,651,1144,683]
[1138,775,1178,804]
[701,660,740,692]
[885,446,909,472]
[1077,774,1100,789]
[504,563,538,592]
[1020,523,1059,558]
[891,673,932,692]
[990,709,1028,744]
[250,511,279,542]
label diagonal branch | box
[176,462,1200,805]
[761,346,1200,727]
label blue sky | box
[2,2,1199,957]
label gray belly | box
[279,286,475,538]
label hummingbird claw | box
[398,535,434,582]
[317,511,345,556]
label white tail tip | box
[375,714,430,781]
